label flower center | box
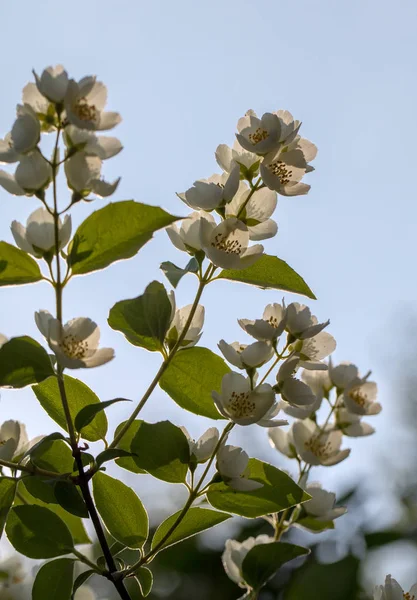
[228,391,256,418]
[248,127,269,145]
[61,334,88,359]
[267,316,279,328]
[212,233,242,255]
[74,97,98,122]
[268,160,293,185]
[349,388,367,407]
[404,594,415,600]
[0,439,6,446]
[305,435,333,460]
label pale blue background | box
[0,0,416,591]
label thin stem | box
[236,178,263,219]
[0,458,62,479]
[109,263,215,449]
[72,548,102,574]
[50,129,131,600]
[123,423,233,576]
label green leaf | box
[284,556,360,600]
[72,570,95,598]
[207,459,309,518]
[296,517,335,533]
[242,542,309,590]
[92,472,148,549]
[69,201,180,275]
[130,421,190,483]
[6,505,74,558]
[15,483,91,545]
[160,257,199,288]
[151,507,231,552]
[114,421,146,474]
[135,567,153,597]
[23,476,57,505]
[0,241,42,286]
[159,347,229,420]
[32,375,107,442]
[31,439,74,474]
[32,558,74,600]
[0,479,17,538]
[108,281,172,352]
[54,482,88,518]
[219,255,316,299]
[0,336,54,388]
[364,530,404,549]
[96,448,137,468]
[75,398,130,433]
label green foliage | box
[207,459,309,518]
[242,542,309,591]
[130,420,190,483]
[0,336,54,388]
[160,347,229,419]
[6,505,74,558]
[0,479,17,538]
[135,567,153,597]
[151,507,231,552]
[15,483,91,545]
[0,241,42,286]
[69,201,180,275]
[108,281,172,352]
[54,482,88,518]
[92,472,148,549]
[72,570,95,597]
[160,257,199,288]
[32,558,74,600]
[219,255,316,299]
[32,375,107,442]
[31,439,74,474]
[296,516,335,532]
[114,420,146,474]
[95,448,137,468]
[74,397,130,433]
[284,556,360,600]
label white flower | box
[293,419,350,466]
[222,535,272,587]
[64,152,120,198]
[297,332,337,370]
[212,372,284,427]
[225,183,278,241]
[0,132,20,164]
[218,340,274,369]
[11,207,71,257]
[64,125,123,160]
[33,65,69,103]
[0,420,29,462]
[35,310,114,369]
[10,104,40,155]
[165,303,204,350]
[0,555,26,587]
[181,426,219,463]
[304,483,347,521]
[178,166,240,211]
[200,217,263,270]
[328,359,360,390]
[64,76,121,131]
[0,152,52,196]
[166,211,216,254]
[343,380,381,416]
[268,424,297,458]
[276,357,317,408]
[373,575,417,600]
[301,368,332,396]
[216,444,263,491]
[336,408,375,437]
[286,303,330,340]
[239,302,286,341]
[260,147,310,196]
[22,82,55,132]
[215,140,259,175]
[236,110,282,156]
[74,586,98,600]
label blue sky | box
[1,0,416,589]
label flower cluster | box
[374,575,417,600]
[0,65,121,201]
[166,109,316,272]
